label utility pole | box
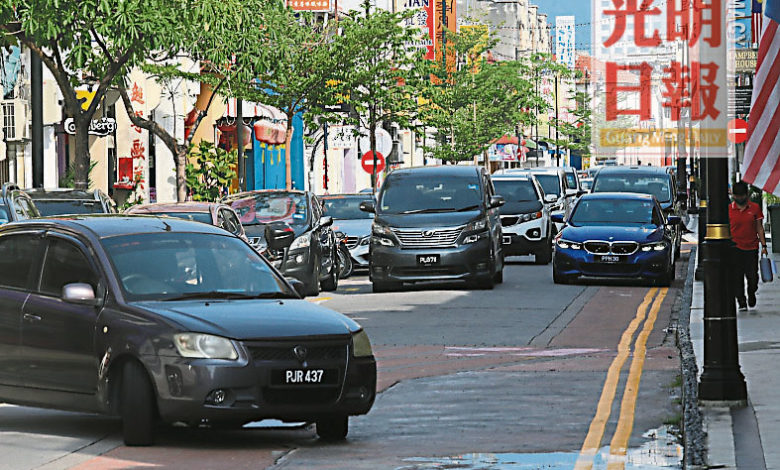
[554,73,559,166]
[236,98,245,192]
[31,50,43,188]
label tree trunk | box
[285,121,294,190]
[176,146,188,202]
[73,118,91,190]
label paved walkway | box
[691,239,779,469]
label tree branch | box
[118,84,180,153]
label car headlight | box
[521,211,543,222]
[641,242,668,252]
[290,235,310,250]
[372,223,393,237]
[556,239,582,250]
[173,333,238,360]
[360,236,370,246]
[466,219,488,232]
[352,330,373,357]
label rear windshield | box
[379,173,483,214]
[570,199,655,225]
[322,197,374,219]
[534,174,561,197]
[34,200,104,216]
[493,180,539,202]
[592,174,671,203]
[565,172,577,189]
[156,212,214,225]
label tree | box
[0,0,188,189]
[186,141,237,202]
[417,26,539,163]
[550,89,592,161]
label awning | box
[225,98,288,145]
[495,135,519,145]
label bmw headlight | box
[641,242,668,252]
[173,333,238,360]
[290,235,310,250]
[556,239,582,250]
[466,219,488,232]
[352,330,373,357]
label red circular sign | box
[361,151,386,174]
[728,118,748,144]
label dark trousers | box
[733,248,759,305]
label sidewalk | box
[689,237,780,469]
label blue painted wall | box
[250,113,305,190]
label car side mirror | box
[318,216,333,229]
[62,283,98,305]
[666,215,682,226]
[551,213,565,224]
[265,222,296,251]
[544,194,558,204]
[359,201,376,213]
[489,195,505,208]
[287,278,307,298]
[577,190,588,197]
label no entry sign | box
[361,151,385,174]
[727,118,748,144]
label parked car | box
[361,165,505,292]
[552,192,680,285]
[0,216,376,445]
[580,178,594,192]
[125,202,247,242]
[321,194,376,273]
[491,174,553,264]
[224,190,339,296]
[526,168,581,233]
[26,188,116,216]
[551,166,582,192]
[590,166,686,258]
[0,183,39,225]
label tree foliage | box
[185,141,237,202]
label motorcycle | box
[334,231,354,279]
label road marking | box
[607,288,668,468]
[574,288,658,470]
[344,287,360,292]
[307,296,331,304]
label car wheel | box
[120,361,157,446]
[316,415,349,441]
[321,254,339,292]
[656,261,674,287]
[306,262,321,297]
[493,268,503,284]
[338,247,353,279]
[553,267,570,284]
[534,238,553,265]
[474,273,495,290]
[372,281,400,293]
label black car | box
[224,190,339,296]
[590,166,686,258]
[25,188,117,216]
[361,165,505,292]
[0,216,376,445]
[0,183,39,225]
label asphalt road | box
[0,252,689,470]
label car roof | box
[527,167,565,175]
[320,193,374,199]
[595,166,670,176]
[126,202,218,213]
[24,188,102,200]
[2,214,228,239]
[491,175,532,181]
[579,192,655,201]
[388,165,481,177]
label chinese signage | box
[289,0,330,12]
[396,0,436,60]
[63,117,117,137]
[433,0,457,63]
[555,16,576,69]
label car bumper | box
[370,237,492,283]
[144,352,376,426]
[349,244,370,267]
[553,247,671,280]
[278,249,314,282]
[501,219,548,256]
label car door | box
[0,232,45,387]
[483,172,502,253]
[20,234,102,393]
[312,196,332,278]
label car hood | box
[332,218,372,237]
[500,200,543,215]
[133,299,360,340]
[242,223,308,240]
[375,210,482,228]
[560,224,663,244]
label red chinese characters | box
[606,62,653,120]
[603,0,721,47]
[662,61,720,120]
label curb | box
[677,245,706,468]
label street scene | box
[1,0,780,468]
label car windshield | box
[493,180,538,202]
[379,174,483,214]
[229,193,308,226]
[570,199,655,226]
[565,172,577,189]
[581,179,593,190]
[322,197,374,219]
[155,212,214,224]
[592,174,671,202]
[534,174,561,197]
[102,232,291,301]
[34,200,105,216]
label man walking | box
[730,181,768,311]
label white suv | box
[491,174,554,265]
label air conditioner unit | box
[1,99,30,142]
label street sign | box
[361,151,385,174]
[727,118,748,144]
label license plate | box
[502,236,512,245]
[283,369,325,384]
[417,254,440,266]
[599,255,622,263]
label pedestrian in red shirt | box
[729,182,768,311]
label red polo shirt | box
[729,201,764,250]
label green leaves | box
[186,141,238,202]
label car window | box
[34,200,104,216]
[379,174,483,214]
[493,180,539,201]
[592,174,672,203]
[229,193,309,226]
[569,199,654,225]
[321,197,374,219]
[155,212,214,224]
[223,209,243,235]
[0,234,45,290]
[533,175,561,197]
[565,172,577,189]
[39,238,100,297]
[652,206,664,226]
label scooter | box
[335,231,354,279]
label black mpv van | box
[360,166,505,292]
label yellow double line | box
[574,287,669,470]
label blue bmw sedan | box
[552,193,680,285]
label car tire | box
[493,268,503,284]
[656,261,674,287]
[534,239,553,265]
[338,248,354,279]
[553,267,570,285]
[321,254,339,292]
[120,361,157,447]
[306,263,321,297]
[475,274,495,290]
[316,415,349,441]
[372,281,400,293]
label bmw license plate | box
[599,255,622,263]
[417,254,440,266]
